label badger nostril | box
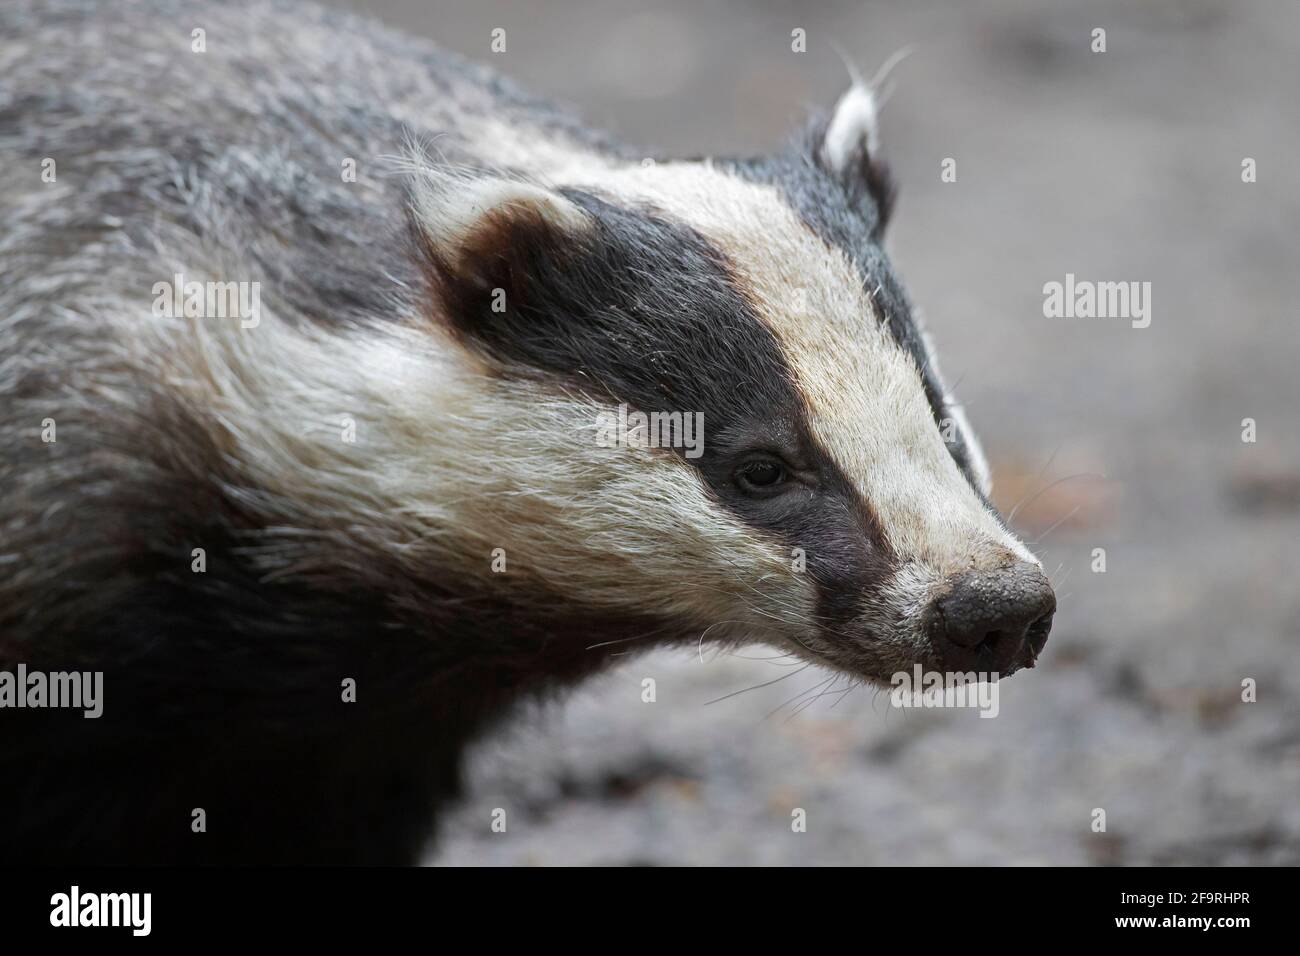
[1025,612,1054,657]
[925,564,1056,675]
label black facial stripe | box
[727,145,986,494]
[422,189,896,628]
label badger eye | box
[735,459,790,497]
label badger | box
[0,0,1056,865]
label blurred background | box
[328,0,1300,864]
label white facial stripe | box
[539,158,1033,575]
[107,277,817,639]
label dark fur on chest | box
[1,563,658,864]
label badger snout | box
[924,563,1055,677]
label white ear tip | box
[821,84,879,174]
[412,176,588,256]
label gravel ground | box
[329,0,1300,865]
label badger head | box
[407,84,1055,686]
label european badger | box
[0,0,1055,864]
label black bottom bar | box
[0,865,1275,942]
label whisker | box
[1008,472,1104,525]
[1031,504,1082,544]
[584,626,673,652]
[830,678,859,709]
[1004,444,1064,519]
[787,674,844,721]
[704,662,812,706]
[723,649,806,666]
[764,674,836,721]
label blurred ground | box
[327,0,1300,864]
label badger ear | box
[821,84,880,173]
[409,173,593,333]
[818,84,895,232]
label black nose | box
[925,564,1055,675]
